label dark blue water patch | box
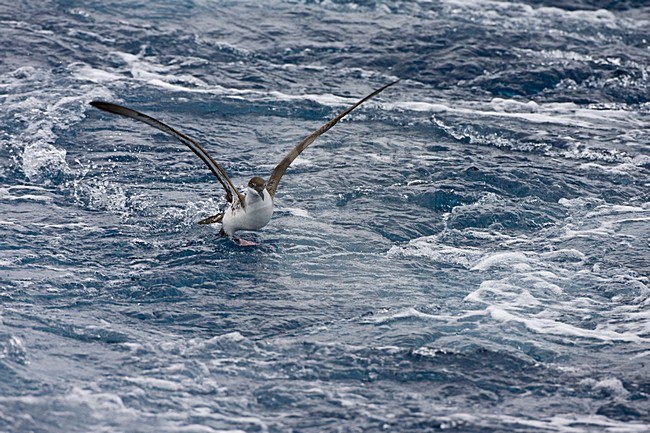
[447,200,559,232]
[30,282,100,305]
[487,66,594,99]
[28,318,130,345]
[116,283,188,303]
[628,378,650,403]
[431,44,509,85]
[408,189,469,212]
[230,341,615,433]
[253,385,300,410]
[261,342,545,399]
[121,307,205,327]
[463,166,533,198]
[597,402,646,423]
[520,0,645,11]
[372,219,443,244]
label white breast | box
[221,189,274,236]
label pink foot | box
[234,238,258,247]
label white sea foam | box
[73,179,128,212]
[581,377,630,398]
[387,235,483,268]
[0,384,263,432]
[394,195,650,345]
[442,0,622,29]
[69,63,123,83]
[71,49,402,112]
[471,252,533,272]
[484,305,646,343]
[392,87,645,169]
[201,331,247,345]
[437,410,650,433]
[0,335,28,365]
[280,207,311,218]
[561,202,650,240]
[0,186,53,203]
[2,65,113,181]
[390,99,635,131]
[65,387,133,414]
[173,425,234,433]
[21,142,68,180]
[359,307,442,324]
[124,376,184,391]
[0,386,139,421]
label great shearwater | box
[90,80,398,245]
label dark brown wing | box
[266,80,399,198]
[197,213,223,225]
[90,101,245,206]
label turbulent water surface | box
[1,0,649,432]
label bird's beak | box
[255,186,265,200]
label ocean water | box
[1,0,649,432]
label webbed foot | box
[234,237,258,247]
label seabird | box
[90,80,399,245]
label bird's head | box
[247,176,267,201]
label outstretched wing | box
[90,101,245,206]
[266,80,399,198]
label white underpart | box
[221,188,274,236]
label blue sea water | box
[1,0,649,431]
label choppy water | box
[1,0,649,432]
